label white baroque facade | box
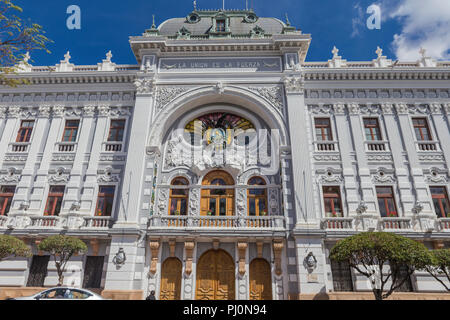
[0,9,449,299]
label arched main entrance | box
[201,170,235,216]
[249,258,272,300]
[195,249,235,300]
[160,258,182,300]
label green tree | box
[38,235,87,286]
[330,232,431,300]
[423,249,450,291]
[0,0,51,87]
[0,234,31,261]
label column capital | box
[381,103,395,115]
[134,77,155,96]
[429,103,443,114]
[444,103,450,115]
[283,74,304,95]
[395,103,409,115]
[332,103,346,115]
[348,103,360,115]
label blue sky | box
[15,0,450,66]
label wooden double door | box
[195,250,235,300]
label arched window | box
[201,171,234,216]
[248,177,267,216]
[169,177,189,215]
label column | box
[181,240,195,300]
[114,76,155,227]
[283,74,316,225]
[11,106,51,213]
[0,107,20,172]
[62,106,96,213]
[347,103,378,214]
[395,103,433,214]
[430,103,450,165]
[333,103,360,214]
[381,103,415,214]
[31,106,65,212]
[79,105,109,214]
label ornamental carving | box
[157,188,169,215]
[236,188,246,216]
[408,104,430,114]
[184,241,195,276]
[273,240,284,276]
[0,106,7,118]
[188,188,200,216]
[53,105,65,117]
[8,106,21,118]
[237,242,247,276]
[381,103,394,114]
[134,77,155,95]
[248,86,283,111]
[395,103,409,114]
[318,168,343,184]
[425,168,448,183]
[155,87,188,111]
[348,103,360,115]
[97,166,120,183]
[38,105,51,117]
[359,104,381,115]
[429,103,442,114]
[83,105,96,116]
[372,168,396,184]
[48,167,70,183]
[98,105,110,116]
[333,103,346,115]
[309,104,334,115]
[268,188,279,215]
[283,75,304,94]
[0,167,21,183]
[149,240,160,275]
[313,155,341,162]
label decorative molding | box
[283,75,304,94]
[155,86,188,111]
[97,166,120,183]
[0,167,21,183]
[372,167,396,184]
[134,77,155,95]
[149,240,160,275]
[317,168,343,184]
[237,242,247,276]
[184,241,195,276]
[273,240,284,276]
[48,167,70,183]
[248,86,283,111]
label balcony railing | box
[9,142,30,153]
[438,218,450,231]
[149,215,285,230]
[321,218,354,230]
[365,141,389,152]
[55,142,77,153]
[416,141,439,152]
[103,142,123,152]
[30,216,60,228]
[380,217,412,230]
[314,141,338,152]
[83,216,112,228]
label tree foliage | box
[0,0,51,86]
[0,234,31,261]
[423,249,450,291]
[330,232,431,300]
[38,235,87,286]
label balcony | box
[380,217,412,231]
[9,142,30,153]
[365,141,389,152]
[321,218,354,230]
[82,216,113,229]
[149,215,285,230]
[416,141,439,152]
[314,141,339,152]
[30,216,60,228]
[55,142,77,153]
[438,218,450,231]
[103,142,123,152]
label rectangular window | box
[315,118,333,141]
[0,186,15,216]
[323,186,343,217]
[107,120,126,142]
[62,120,80,142]
[412,118,432,141]
[376,186,398,217]
[331,260,354,292]
[364,118,382,141]
[431,187,450,218]
[95,186,115,216]
[44,186,65,216]
[16,120,34,143]
[216,19,225,32]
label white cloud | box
[384,0,450,60]
[351,3,365,38]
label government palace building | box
[0,8,449,300]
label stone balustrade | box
[149,215,285,230]
[0,214,114,230]
[321,216,450,233]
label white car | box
[11,287,105,300]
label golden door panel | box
[249,258,272,300]
[160,258,182,300]
[196,250,235,300]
